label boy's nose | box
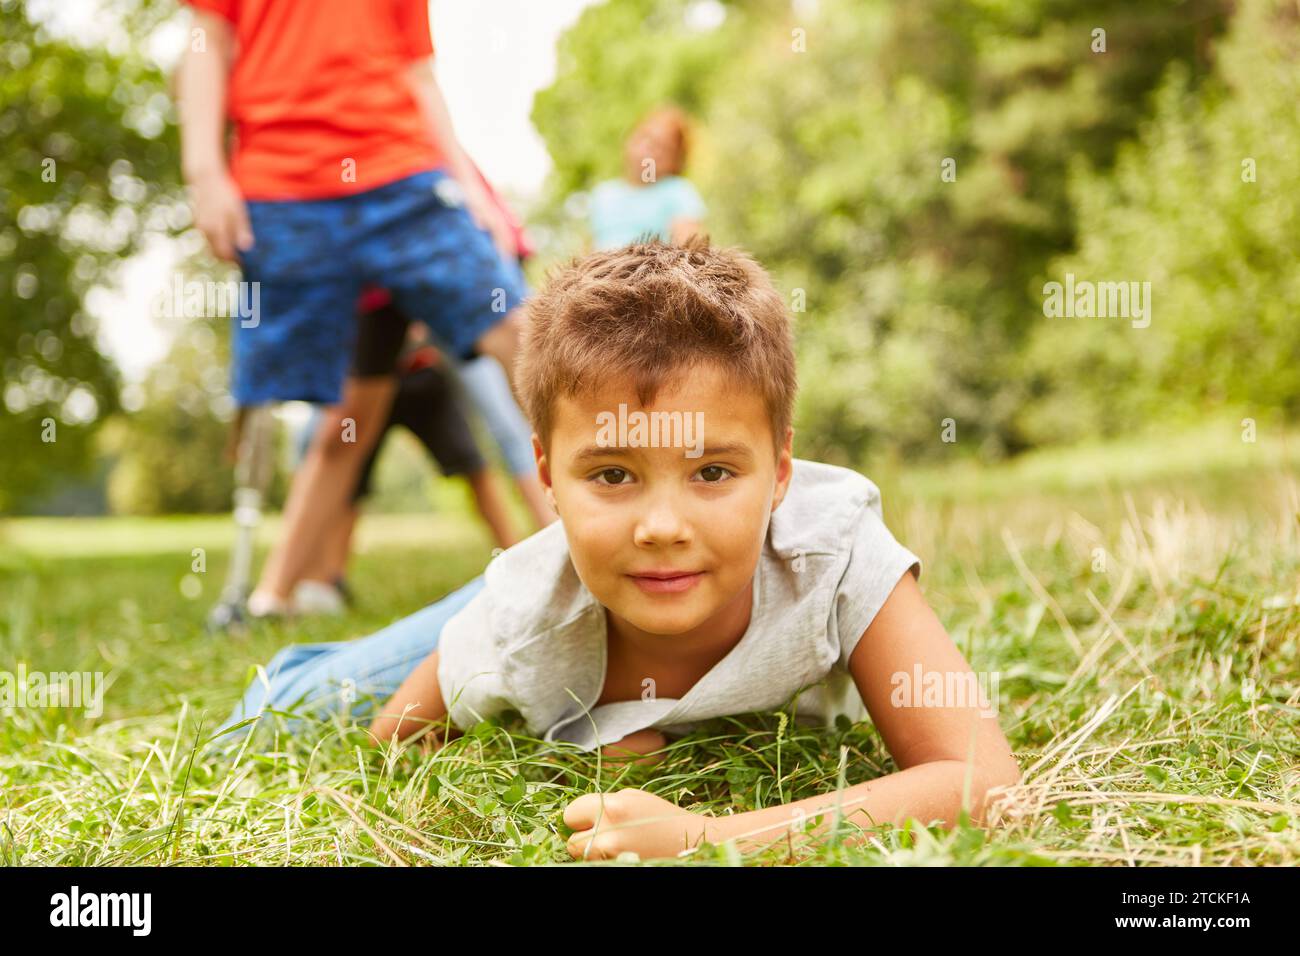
[632,493,692,548]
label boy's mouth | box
[626,569,706,594]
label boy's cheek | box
[568,527,615,567]
[567,544,626,603]
[554,496,622,560]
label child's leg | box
[240,196,414,605]
[454,356,535,476]
[298,503,358,587]
[451,357,556,529]
[300,397,387,589]
[462,467,520,550]
[271,304,409,599]
[450,356,554,529]
[324,505,360,584]
[388,365,523,549]
[253,375,397,603]
[214,575,486,746]
[512,472,556,531]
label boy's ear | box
[771,426,795,511]
[532,433,557,510]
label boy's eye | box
[696,465,734,483]
[593,467,631,486]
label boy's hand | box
[189,170,254,262]
[564,788,712,861]
[460,178,518,263]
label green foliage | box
[4,0,1289,509]
[100,293,295,516]
[98,317,277,515]
[1019,0,1300,445]
[531,0,758,202]
[1,0,182,511]
[532,0,1240,462]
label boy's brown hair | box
[516,235,797,460]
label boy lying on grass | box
[220,236,1022,861]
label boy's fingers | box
[562,792,607,831]
[232,200,255,252]
[566,829,607,860]
[208,219,233,261]
[465,196,514,260]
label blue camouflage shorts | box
[231,167,528,406]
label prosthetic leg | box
[207,404,277,632]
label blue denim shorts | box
[231,168,527,406]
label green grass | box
[1,426,1298,866]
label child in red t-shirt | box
[176,0,528,406]
[176,0,539,612]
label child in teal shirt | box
[588,107,707,249]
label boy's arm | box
[370,643,656,758]
[565,572,1023,861]
[710,571,1022,850]
[402,59,517,260]
[176,9,251,261]
[368,648,461,747]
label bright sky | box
[29,0,600,381]
[430,0,600,196]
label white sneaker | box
[247,589,293,619]
[292,579,346,616]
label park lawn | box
[1,424,1297,866]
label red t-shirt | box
[186,0,444,200]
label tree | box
[530,0,1232,462]
[99,315,264,515]
[1019,0,1300,444]
[0,0,181,512]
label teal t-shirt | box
[588,175,707,250]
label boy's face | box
[534,362,794,639]
[625,118,679,179]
